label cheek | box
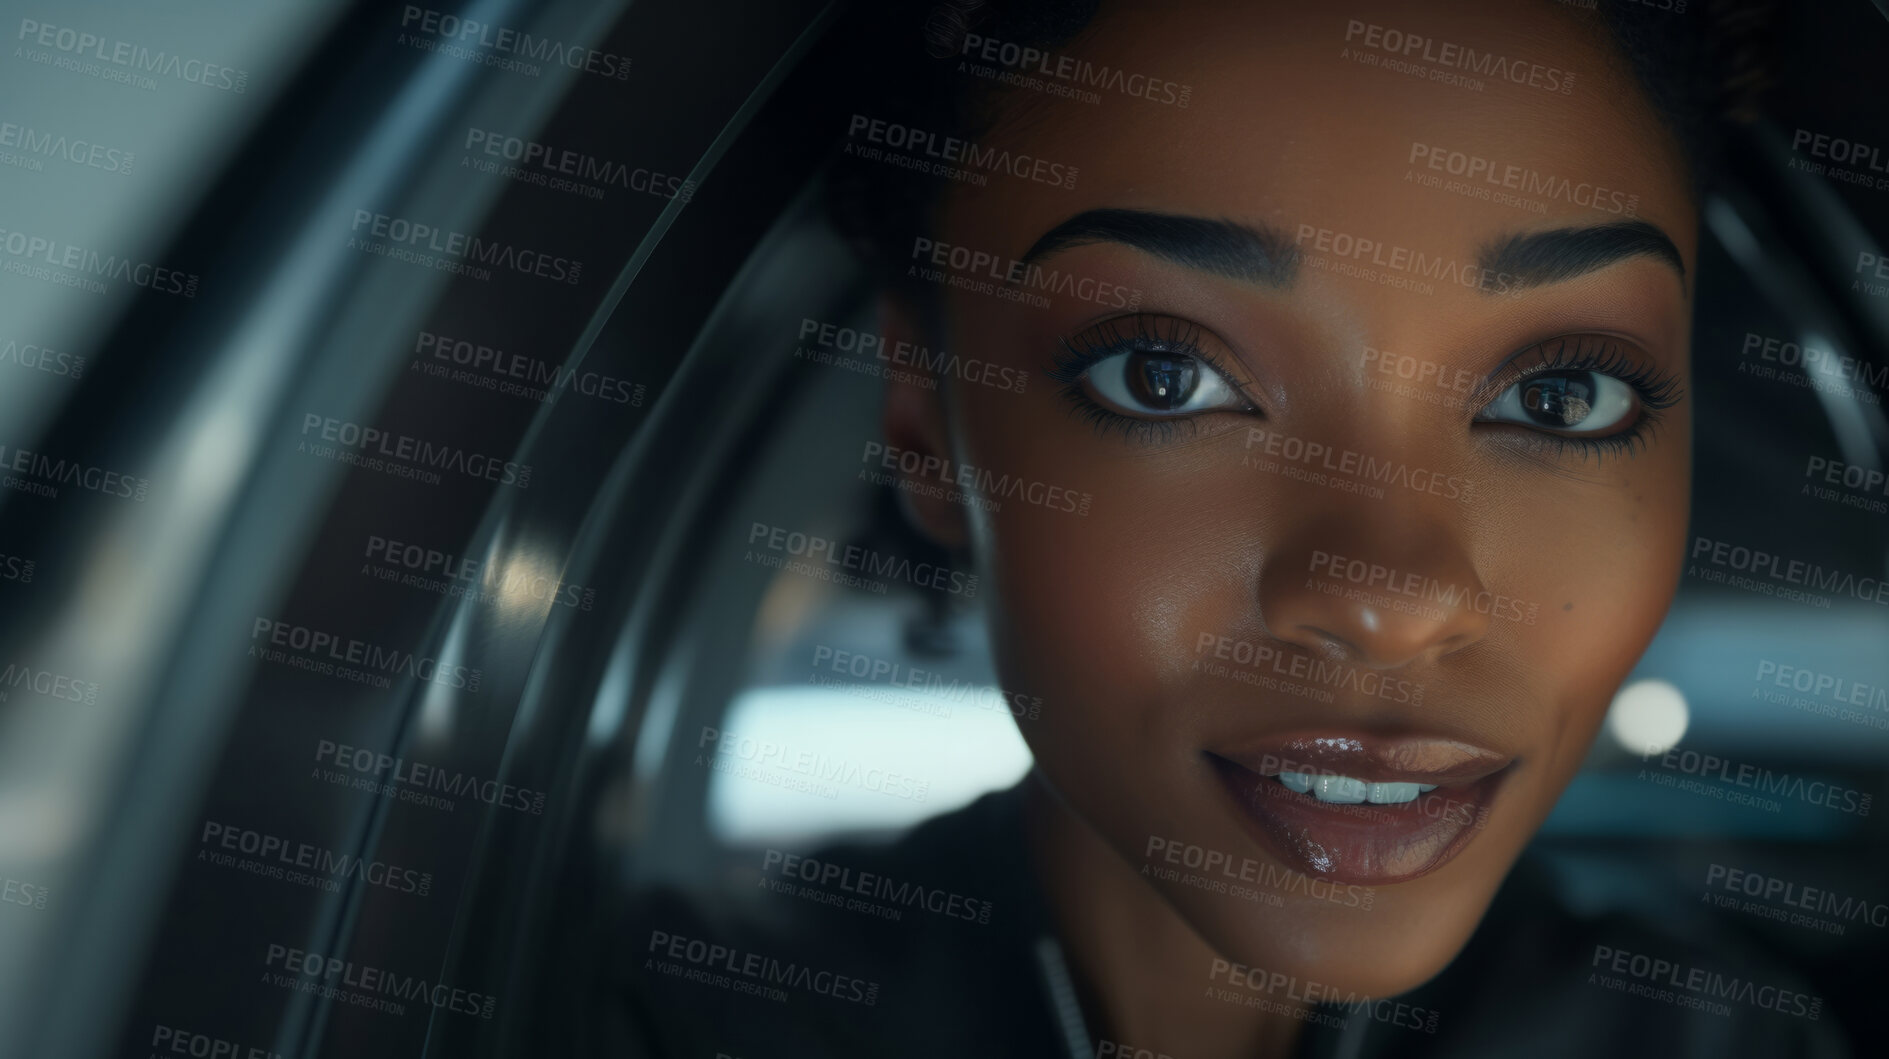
[984,476,1252,682]
[953,410,1266,782]
[1483,425,1693,791]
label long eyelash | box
[1046,315,1256,443]
[1474,335,1685,462]
[1477,335,1684,410]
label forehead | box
[939,0,1696,279]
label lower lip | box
[1205,753,1506,887]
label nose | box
[1258,507,1490,670]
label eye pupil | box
[1521,373,1598,427]
[1127,352,1199,411]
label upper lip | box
[1209,732,1514,788]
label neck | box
[1021,770,1310,1059]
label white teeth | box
[1275,773,1439,804]
[1314,774,1368,803]
[1367,782,1422,804]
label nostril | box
[1299,625,1356,661]
[1258,533,1492,672]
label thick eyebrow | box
[1019,208,1300,288]
[1478,220,1686,292]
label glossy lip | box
[1204,733,1515,887]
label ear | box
[879,296,971,551]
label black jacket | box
[607,782,1848,1058]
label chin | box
[1177,876,1503,999]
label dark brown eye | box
[1481,370,1636,433]
[1085,349,1243,417]
[1521,375,1596,427]
[1126,352,1201,411]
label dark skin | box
[882,1,1695,1054]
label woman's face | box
[887,0,1694,996]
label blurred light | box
[1605,679,1690,756]
[489,545,564,618]
[0,790,81,863]
[707,685,1033,844]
